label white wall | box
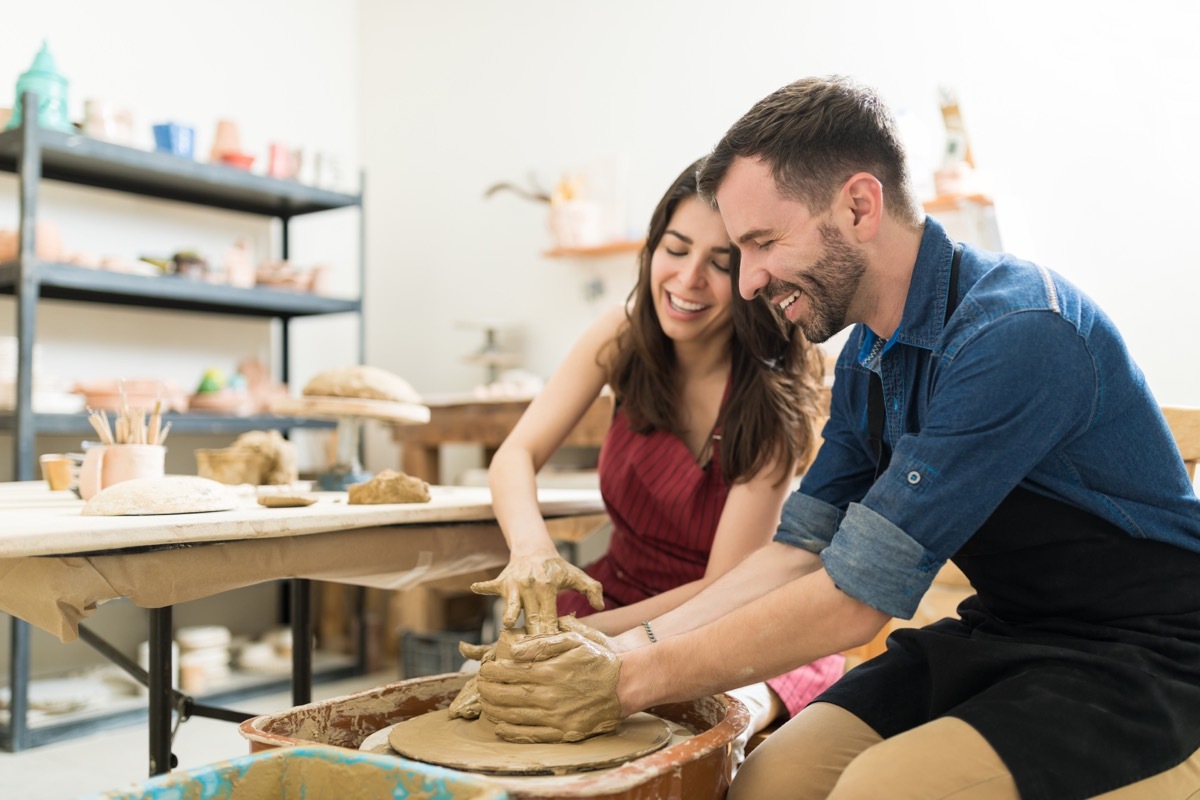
[358,0,1200,472]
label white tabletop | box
[0,481,604,558]
[0,481,606,641]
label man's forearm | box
[630,541,823,645]
[616,568,887,715]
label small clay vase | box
[211,119,242,162]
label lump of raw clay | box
[195,430,297,487]
[230,430,298,485]
[302,365,420,404]
[347,469,431,505]
[257,493,317,508]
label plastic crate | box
[84,744,508,799]
[400,627,481,679]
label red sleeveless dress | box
[557,403,845,717]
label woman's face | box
[649,196,734,347]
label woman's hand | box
[446,639,501,720]
[472,555,604,636]
[558,613,626,655]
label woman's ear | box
[840,172,883,243]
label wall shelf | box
[923,193,993,213]
[0,411,334,436]
[0,262,361,318]
[542,238,644,259]
[0,127,360,217]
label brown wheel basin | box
[239,672,749,799]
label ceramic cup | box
[39,453,73,491]
[79,444,166,500]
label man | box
[478,76,1200,799]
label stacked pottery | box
[176,625,232,694]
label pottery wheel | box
[384,710,672,775]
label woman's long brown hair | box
[605,158,824,485]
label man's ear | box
[839,172,883,243]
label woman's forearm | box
[488,446,559,558]
[584,579,710,636]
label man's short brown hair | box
[698,75,923,228]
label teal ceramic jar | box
[6,41,73,132]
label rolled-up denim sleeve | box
[819,503,941,619]
[774,491,844,553]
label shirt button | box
[907,471,921,485]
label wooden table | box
[392,393,614,483]
[0,481,605,774]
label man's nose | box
[738,257,769,301]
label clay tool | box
[86,407,115,445]
[148,396,162,445]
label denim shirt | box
[778,217,1200,619]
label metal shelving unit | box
[0,93,368,754]
[0,94,366,479]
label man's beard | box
[763,223,867,343]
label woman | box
[472,158,844,739]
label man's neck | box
[857,219,925,340]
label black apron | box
[816,244,1200,798]
[818,487,1200,799]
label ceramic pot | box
[79,443,166,500]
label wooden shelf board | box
[542,239,645,258]
[923,193,993,212]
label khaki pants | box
[728,702,1200,799]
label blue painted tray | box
[83,744,508,799]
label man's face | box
[716,157,867,343]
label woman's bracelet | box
[641,620,658,644]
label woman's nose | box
[678,255,708,287]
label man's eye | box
[665,248,687,256]
[755,240,773,251]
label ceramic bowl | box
[218,152,255,171]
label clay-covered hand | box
[471,554,604,636]
[447,674,482,720]
[446,638,507,720]
[557,613,625,655]
[477,630,622,744]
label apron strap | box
[868,242,963,478]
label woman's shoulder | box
[595,302,629,330]
[580,304,631,350]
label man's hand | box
[558,613,626,654]
[472,555,603,636]
[477,630,622,743]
